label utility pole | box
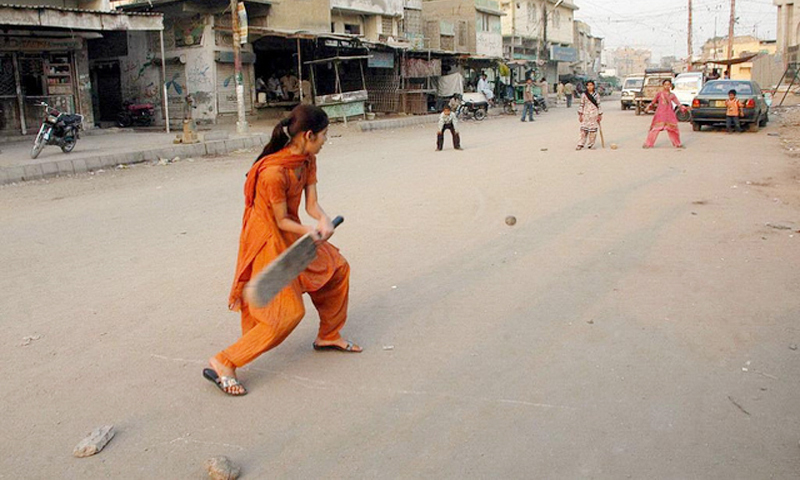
[727,0,735,61]
[231,0,249,134]
[687,0,693,71]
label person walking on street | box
[521,78,536,122]
[437,105,462,151]
[643,79,688,149]
[564,81,575,108]
[539,78,549,108]
[557,82,565,104]
[725,89,744,134]
[576,80,602,150]
[204,104,361,397]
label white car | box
[673,72,704,121]
[620,75,644,110]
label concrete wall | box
[331,0,404,16]
[423,0,478,54]
[269,0,330,32]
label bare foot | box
[208,357,246,395]
[313,338,363,353]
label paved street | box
[1,103,799,478]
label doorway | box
[91,61,122,123]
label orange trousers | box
[215,252,350,369]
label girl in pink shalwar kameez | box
[643,79,688,149]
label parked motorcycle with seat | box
[30,102,83,159]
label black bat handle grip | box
[332,216,344,228]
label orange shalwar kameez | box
[215,149,350,369]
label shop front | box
[0,4,163,136]
[0,37,83,134]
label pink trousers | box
[644,127,681,148]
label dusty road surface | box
[2,104,800,479]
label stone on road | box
[73,425,115,458]
[204,456,241,480]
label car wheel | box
[692,122,702,132]
[676,108,691,122]
[474,108,486,121]
[748,121,759,132]
[621,103,626,110]
[635,102,641,116]
[759,112,769,127]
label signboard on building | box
[368,51,394,69]
[550,45,578,63]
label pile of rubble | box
[773,105,800,157]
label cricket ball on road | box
[610,143,619,150]
[505,215,517,226]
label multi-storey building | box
[422,0,504,57]
[608,47,651,78]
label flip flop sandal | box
[312,341,362,353]
[203,368,247,396]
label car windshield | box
[701,81,754,95]
[674,78,701,90]
[624,79,643,89]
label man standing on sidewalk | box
[564,81,575,108]
[521,78,535,122]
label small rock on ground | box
[73,425,115,458]
[205,456,241,480]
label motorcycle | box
[117,100,155,128]
[31,102,83,159]
[533,94,549,114]
[456,92,489,121]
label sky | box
[573,0,778,61]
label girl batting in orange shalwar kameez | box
[204,105,361,396]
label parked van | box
[620,74,644,110]
[673,72,704,122]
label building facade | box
[775,0,800,61]
[608,47,651,78]
[331,0,404,41]
[422,0,504,57]
[0,1,162,134]
[573,20,603,78]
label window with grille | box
[382,16,393,36]
[18,56,45,96]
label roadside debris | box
[19,334,42,347]
[205,456,241,480]
[765,222,793,230]
[382,345,395,351]
[505,215,517,226]
[790,344,798,351]
[727,396,751,416]
[73,425,115,458]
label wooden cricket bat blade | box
[244,216,343,308]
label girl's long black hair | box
[255,104,329,164]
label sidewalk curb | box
[0,133,269,186]
[359,114,439,132]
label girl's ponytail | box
[255,117,291,163]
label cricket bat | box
[244,216,343,308]
[599,123,606,148]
